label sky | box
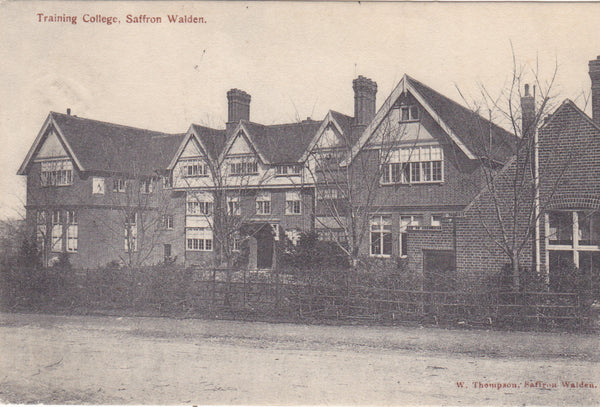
[1,1,599,218]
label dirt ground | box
[0,312,599,405]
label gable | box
[228,132,254,155]
[180,137,204,158]
[367,98,436,146]
[35,129,69,159]
[316,125,343,149]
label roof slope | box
[51,112,185,175]
[190,123,227,160]
[240,119,322,163]
[406,76,517,163]
[329,110,356,145]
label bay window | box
[285,191,302,215]
[186,227,213,251]
[41,160,73,186]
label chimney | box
[226,89,251,132]
[521,84,535,138]
[352,76,377,134]
[66,108,71,116]
[589,55,600,124]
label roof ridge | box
[191,123,226,133]
[50,111,180,137]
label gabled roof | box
[299,110,355,161]
[18,112,185,176]
[341,74,516,166]
[540,98,600,133]
[221,119,321,164]
[167,124,227,170]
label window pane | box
[382,232,392,255]
[548,212,573,245]
[579,211,600,246]
[371,232,381,255]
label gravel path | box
[0,312,598,405]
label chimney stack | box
[66,108,71,116]
[352,76,377,134]
[226,89,251,132]
[589,55,600,124]
[521,84,535,138]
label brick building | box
[18,57,598,287]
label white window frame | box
[256,192,271,215]
[92,177,105,195]
[51,210,63,252]
[546,210,600,269]
[140,179,153,194]
[230,159,259,176]
[370,215,392,257]
[381,145,444,185]
[182,160,209,178]
[40,160,73,187]
[399,104,420,122]
[113,178,126,193]
[186,227,213,251]
[285,191,302,215]
[227,196,241,216]
[162,214,174,230]
[187,191,214,216]
[66,210,78,253]
[276,164,303,176]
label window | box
[66,210,78,252]
[140,179,153,194]
[92,177,105,194]
[276,165,303,176]
[318,188,339,200]
[163,171,173,188]
[546,211,600,274]
[186,192,213,215]
[230,160,258,176]
[400,105,419,122]
[51,210,63,252]
[186,227,213,251]
[271,223,280,241]
[182,160,209,177]
[227,196,240,216]
[40,160,73,186]
[232,234,241,252]
[113,178,126,193]
[162,214,174,229]
[370,215,392,257]
[36,210,47,250]
[399,215,422,257]
[381,145,443,184]
[256,192,271,215]
[285,191,302,215]
[124,212,137,252]
[431,214,442,228]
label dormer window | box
[182,160,209,177]
[400,105,419,122]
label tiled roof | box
[50,112,185,176]
[406,76,517,163]
[190,123,227,160]
[329,110,357,145]
[240,119,322,164]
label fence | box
[0,267,592,329]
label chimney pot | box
[67,108,71,116]
[521,84,536,138]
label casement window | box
[276,164,303,176]
[186,192,213,215]
[66,210,78,252]
[162,214,174,229]
[381,145,443,184]
[186,227,213,251]
[230,160,258,176]
[124,212,137,252]
[399,215,422,257]
[546,211,600,276]
[256,192,271,215]
[370,215,392,257]
[113,178,126,193]
[227,196,240,216]
[36,210,47,250]
[92,177,105,195]
[40,160,73,186]
[232,233,241,252]
[400,105,419,122]
[51,210,63,252]
[285,191,302,215]
[140,179,153,194]
[182,160,209,177]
